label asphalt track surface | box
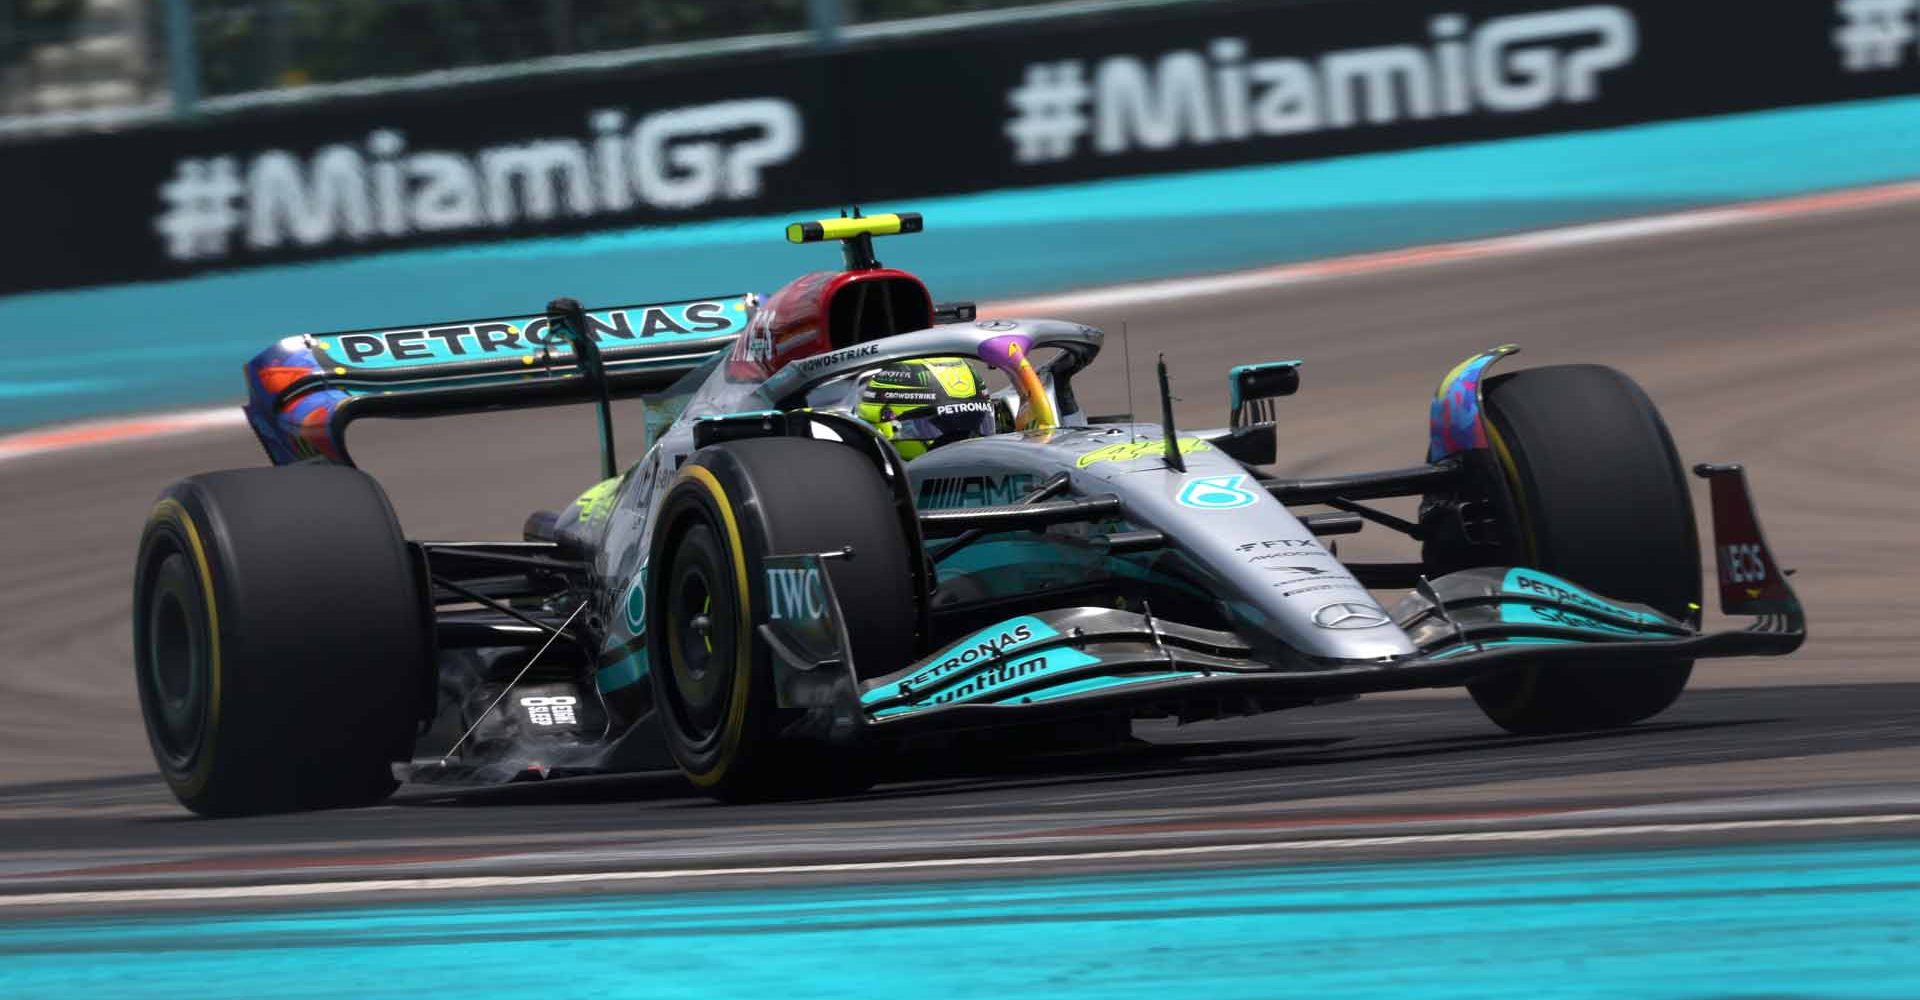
[1,195,1917,909]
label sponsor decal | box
[766,566,828,621]
[325,299,742,368]
[916,647,1103,708]
[1177,475,1258,510]
[936,400,995,417]
[916,473,1037,510]
[520,695,579,727]
[1719,542,1768,592]
[1499,602,1657,636]
[865,616,1059,702]
[1077,437,1213,468]
[792,342,882,377]
[1261,563,1330,575]
[743,305,778,364]
[1500,569,1663,624]
[1250,550,1329,565]
[975,319,1021,331]
[1279,581,1365,598]
[572,477,622,525]
[1238,538,1317,552]
[157,100,803,262]
[1265,563,1365,596]
[868,366,928,387]
[1004,7,1638,166]
[1311,601,1392,629]
[623,564,649,634]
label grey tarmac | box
[1,197,1915,900]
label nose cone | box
[1086,444,1416,661]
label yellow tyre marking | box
[701,594,713,654]
[1484,419,1538,566]
[1481,420,1541,715]
[148,498,222,797]
[677,464,753,788]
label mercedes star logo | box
[1312,602,1391,630]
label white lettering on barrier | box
[1005,6,1639,165]
[156,100,803,262]
[1834,0,1918,72]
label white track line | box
[6,179,1920,466]
[3,813,1916,908]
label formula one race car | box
[134,211,1806,815]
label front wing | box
[761,464,1804,739]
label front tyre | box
[1460,365,1701,734]
[648,438,916,801]
[133,465,432,816]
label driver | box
[855,357,998,460]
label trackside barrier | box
[0,0,1914,296]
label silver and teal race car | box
[133,211,1805,815]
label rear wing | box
[244,295,750,465]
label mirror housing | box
[1230,361,1301,413]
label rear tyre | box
[648,438,916,801]
[1459,365,1701,734]
[133,465,431,816]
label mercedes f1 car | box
[134,211,1805,815]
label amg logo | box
[767,567,827,621]
[916,473,1036,510]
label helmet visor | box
[890,400,996,449]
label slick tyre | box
[1464,365,1701,734]
[133,465,431,816]
[648,439,916,802]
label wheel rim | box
[142,551,208,768]
[664,524,739,749]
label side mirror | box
[1220,361,1300,468]
[1230,361,1301,414]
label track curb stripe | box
[0,407,244,464]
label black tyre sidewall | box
[648,438,915,799]
[1468,364,1701,733]
[133,465,431,815]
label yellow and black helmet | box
[855,357,995,460]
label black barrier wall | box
[4,0,1916,295]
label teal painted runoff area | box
[4,838,1920,998]
[6,94,1920,432]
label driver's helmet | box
[855,357,995,460]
